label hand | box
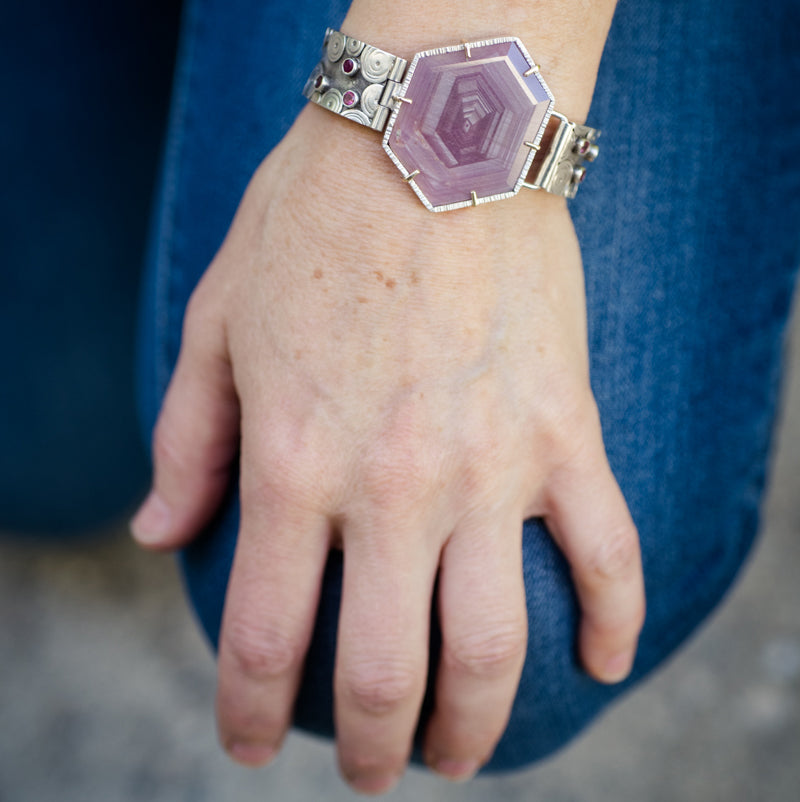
[132,105,645,793]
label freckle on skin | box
[294,349,303,360]
[374,270,384,282]
[385,278,396,289]
[410,271,419,285]
[357,296,369,304]
[313,268,324,279]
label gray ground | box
[1,308,798,802]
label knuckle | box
[341,660,420,715]
[224,619,303,681]
[457,460,508,508]
[537,383,599,467]
[360,440,438,511]
[583,526,641,584]
[445,624,528,679]
[243,423,332,510]
[456,429,507,498]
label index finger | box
[545,433,646,683]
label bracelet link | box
[303,28,407,132]
[524,113,601,199]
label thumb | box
[131,288,239,550]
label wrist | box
[288,106,571,263]
[302,24,602,208]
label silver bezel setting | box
[381,37,555,212]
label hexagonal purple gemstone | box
[384,40,552,209]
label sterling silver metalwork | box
[525,113,601,199]
[303,30,407,132]
[302,28,600,207]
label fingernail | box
[602,651,634,683]
[431,758,480,782]
[130,491,172,545]
[228,740,276,767]
[348,772,401,795]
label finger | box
[545,432,645,684]
[216,440,331,767]
[423,511,527,781]
[131,285,240,549]
[334,519,438,795]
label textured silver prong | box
[523,64,539,76]
[471,190,478,206]
[464,41,472,59]
[404,169,420,182]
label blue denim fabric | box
[0,1,180,534]
[138,0,800,770]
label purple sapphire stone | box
[342,90,358,107]
[383,39,553,210]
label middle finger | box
[335,514,439,794]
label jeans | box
[0,0,181,534]
[5,0,797,773]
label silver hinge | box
[525,113,600,199]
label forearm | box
[342,0,618,122]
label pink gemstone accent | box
[385,40,552,208]
[314,75,324,90]
[578,139,591,156]
[342,58,356,75]
[342,90,357,107]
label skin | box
[132,0,645,794]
